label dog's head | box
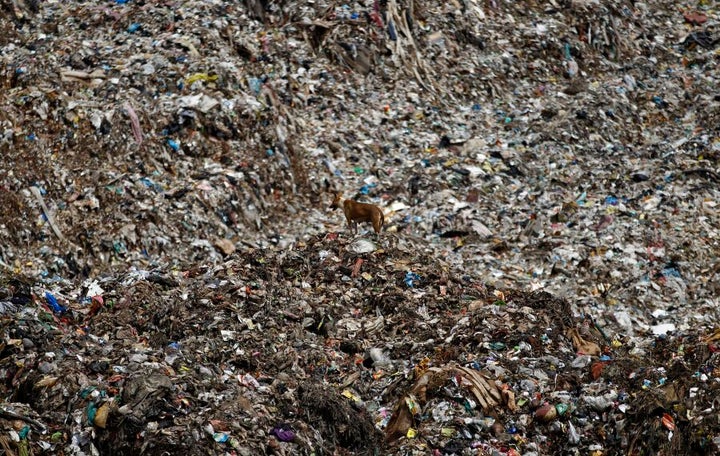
[329,193,343,209]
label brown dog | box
[330,193,384,234]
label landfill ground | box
[1,0,720,455]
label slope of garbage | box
[1,0,719,454]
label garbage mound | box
[2,235,720,455]
[1,0,719,454]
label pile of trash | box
[2,235,720,455]
[1,0,719,454]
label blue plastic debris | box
[661,267,681,278]
[652,96,668,108]
[576,192,587,206]
[248,77,261,95]
[139,177,163,192]
[167,139,180,151]
[45,292,67,314]
[86,402,97,424]
[359,183,377,195]
[388,21,397,41]
[213,433,229,443]
[404,271,421,288]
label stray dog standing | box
[330,193,384,234]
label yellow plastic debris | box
[185,73,218,85]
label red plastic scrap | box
[369,11,384,28]
[591,361,607,380]
[684,12,707,26]
[661,413,676,431]
[371,0,384,27]
[351,258,363,277]
[87,295,104,318]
